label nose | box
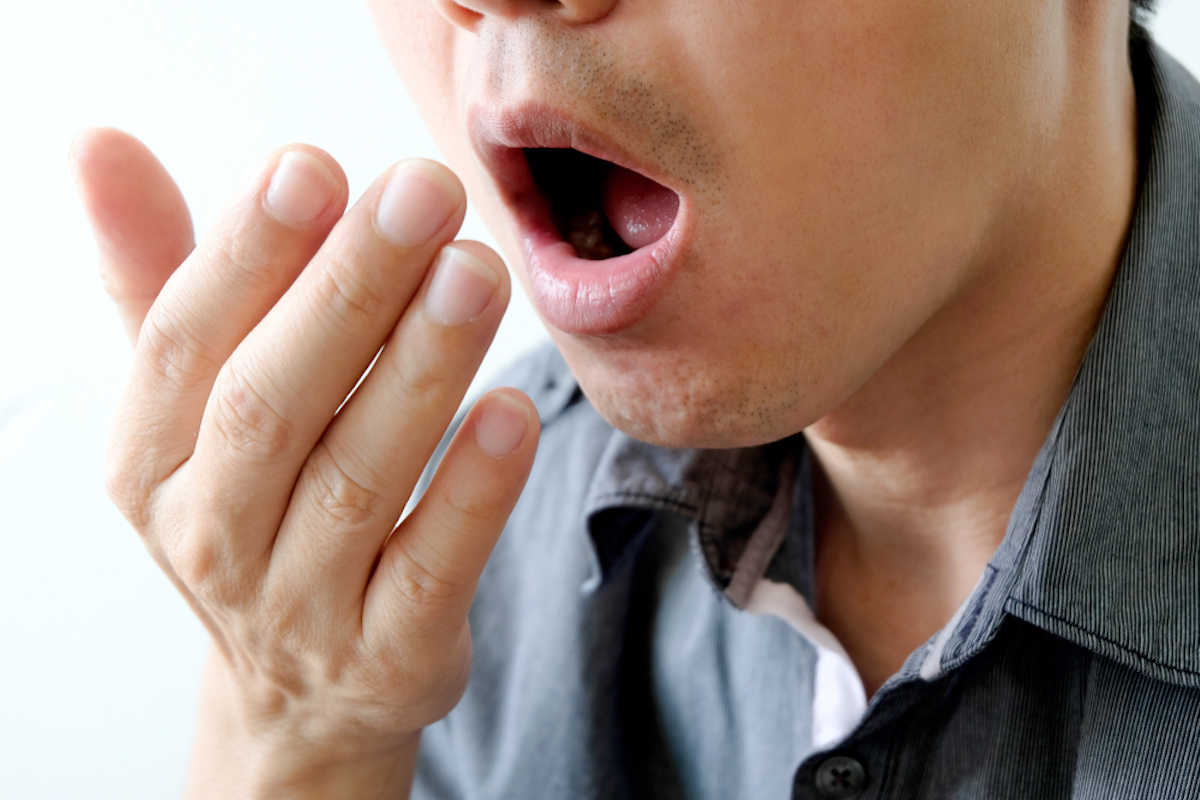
[433,0,618,31]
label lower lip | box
[513,188,682,336]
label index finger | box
[107,147,348,523]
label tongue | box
[601,165,679,250]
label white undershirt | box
[743,573,982,751]
[744,578,869,750]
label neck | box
[804,18,1140,697]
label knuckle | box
[387,555,463,610]
[217,229,285,292]
[103,454,153,529]
[312,256,389,330]
[171,536,221,593]
[171,535,253,610]
[137,309,222,394]
[302,443,387,528]
[387,345,451,410]
[210,366,297,462]
[439,486,496,531]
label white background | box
[1,2,1196,796]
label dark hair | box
[1131,0,1158,39]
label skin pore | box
[376,0,1139,694]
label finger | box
[364,389,539,642]
[106,146,347,525]
[182,160,466,556]
[270,241,510,603]
[70,127,195,345]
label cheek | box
[372,2,513,259]
[370,3,474,168]
[689,0,1043,255]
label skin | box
[74,130,538,796]
[378,0,1134,448]
[74,0,1137,796]
[377,0,1138,692]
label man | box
[70,0,1197,796]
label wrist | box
[184,647,421,800]
[230,741,420,800]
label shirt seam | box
[1007,597,1200,678]
[590,490,700,516]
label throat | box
[808,453,1008,697]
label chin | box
[556,339,823,450]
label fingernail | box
[425,247,499,326]
[264,152,339,227]
[475,394,530,458]
[376,161,459,247]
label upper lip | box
[468,102,676,202]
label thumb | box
[70,127,195,346]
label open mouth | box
[468,106,690,333]
[524,148,680,260]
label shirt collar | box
[997,38,1200,686]
[561,36,1200,687]
[514,346,800,600]
[581,429,801,604]
[875,38,1200,688]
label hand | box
[71,127,539,798]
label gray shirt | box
[414,37,1200,800]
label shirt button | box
[814,755,867,799]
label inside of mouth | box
[525,148,679,260]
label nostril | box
[433,0,483,32]
[554,0,618,25]
[436,0,616,28]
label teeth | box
[566,210,616,260]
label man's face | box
[369,0,1060,448]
